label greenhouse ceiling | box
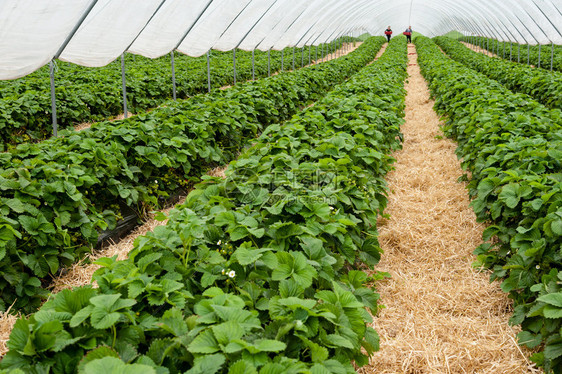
[1,0,561,80]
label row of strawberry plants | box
[0,37,387,314]
[459,36,562,72]
[0,44,325,149]
[435,36,562,111]
[416,35,562,372]
[0,36,408,374]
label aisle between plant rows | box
[364,43,539,373]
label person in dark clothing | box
[404,26,412,43]
[384,26,393,42]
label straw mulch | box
[460,41,498,58]
[362,45,541,373]
[310,42,363,65]
[74,111,134,132]
[460,42,534,68]
[271,42,364,78]
[370,43,388,65]
[0,309,18,358]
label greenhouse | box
[1,0,562,372]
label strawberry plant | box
[459,36,562,73]
[435,36,562,111]
[0,37,387,313]
[0,37,408,373]
[0,43,335,149]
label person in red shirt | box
[384,26,393,42]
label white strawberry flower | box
[228,270,236,278]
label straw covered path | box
[460,41,498,57]
[362,44,540,373]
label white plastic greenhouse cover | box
[1,0,562,80]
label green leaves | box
[1,42,379,314]
[233,244,270,266]
[498,183,533,209]
[0,36,400,374]
[81,357,156,374]
[189,330,220,354]
[70,294,136,329]
[272,252,317,288]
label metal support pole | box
[301,47,304,67]
[268,49,271,76]
[233,49,237,85]
[321,44,324,62]
[252,49,255,80]
[121,53,128,119]
[551,42,555,71]
[207,50,211,93]
[509,43,512,61]
[518,43,521,63]
[528,43,531,65]
[292,47,295,70]
[502,42,505,59]
[49,61,58,137]
[281,50,284,71]
[538,43,542,68]
[308,45,311,65]
[316,45,318,63]
[171,51,176,100]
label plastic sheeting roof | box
[1,0,562,80]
